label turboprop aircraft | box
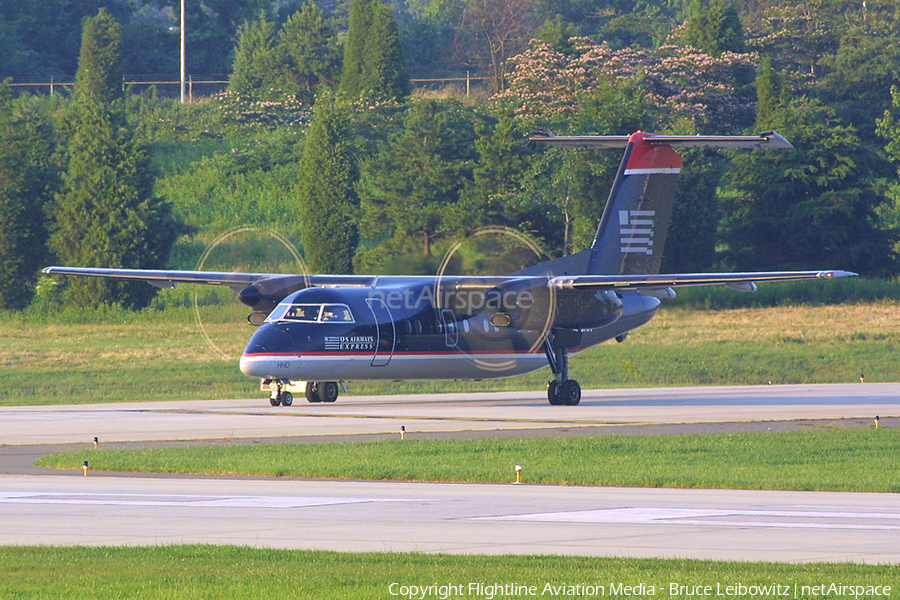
[44,131,855,406]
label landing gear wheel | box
[306,383,322,403]
[281,391,293,407]
[559,379,581,405]
[547,381,564,406]
[269,395,282,407]
[318,381,339,403]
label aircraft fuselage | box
[239,276,659,382]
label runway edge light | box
[513,465,522,484]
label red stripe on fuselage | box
[240,350,560,358]
[626,132,683,171]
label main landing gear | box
[265,379,339,406]
[544,337,581,406]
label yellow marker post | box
[82,461,89,476]
[875,416,880,429]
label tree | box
[682,0,746,55]
[340,0,410,101]
[875,85,900,236]
[453,0,541,93]
[817,26,900,143]
[277,1,341,104]
[722,96,898,276]
[229,14,280,99]
[297,97,359,274]
[49,9,178,308]
[73,7,123,105]
[754,57,790,128]
[0,85,57,309]
[356,99,481,273]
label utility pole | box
[180,0,186,103]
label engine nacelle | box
[238,275,311,313]
[553,289,623,329]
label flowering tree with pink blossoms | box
[494,38,756,134]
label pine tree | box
[297,97,359,274]
[356,99,479,272]
[339,0,409,101]
[72,8,124,105]
[277,1,341,104]
[229,13,280,99]
[49,9,178,308]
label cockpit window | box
[321,304,354,322]
[267,303,354,324]
[285,304,320,321]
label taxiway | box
[0,383,898,563]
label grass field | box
[2,546,897,600]
[7,294,900,592]
[2,300,898,406]
[37,428,900,492]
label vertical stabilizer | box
[587,132,682,275]
[526,131,792,276]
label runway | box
[1,383,899,563]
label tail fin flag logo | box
[619,210,656,255]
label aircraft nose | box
[239,352,268,378]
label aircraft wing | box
[42,266,275,292]
[41,266,381,309]
[550,270,857,292]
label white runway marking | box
[483,506,900,530]
[0,492,426,509]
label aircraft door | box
[366,297,395,367]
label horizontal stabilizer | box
[529,131,793,150]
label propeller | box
[434,227,557,373]
[191,226,307,360]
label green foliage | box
[228,13,280,99]
[356,99,481,272]
[49,10,179,309]
[298,97,359,273]
[340,0,410,101]
[754,57,790,129]
[0,85,58,309]
[681,0,745,55]
[72,8,123,105]
[723,96,899,276]
[817,26,900,142]
[277,1,342,104]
